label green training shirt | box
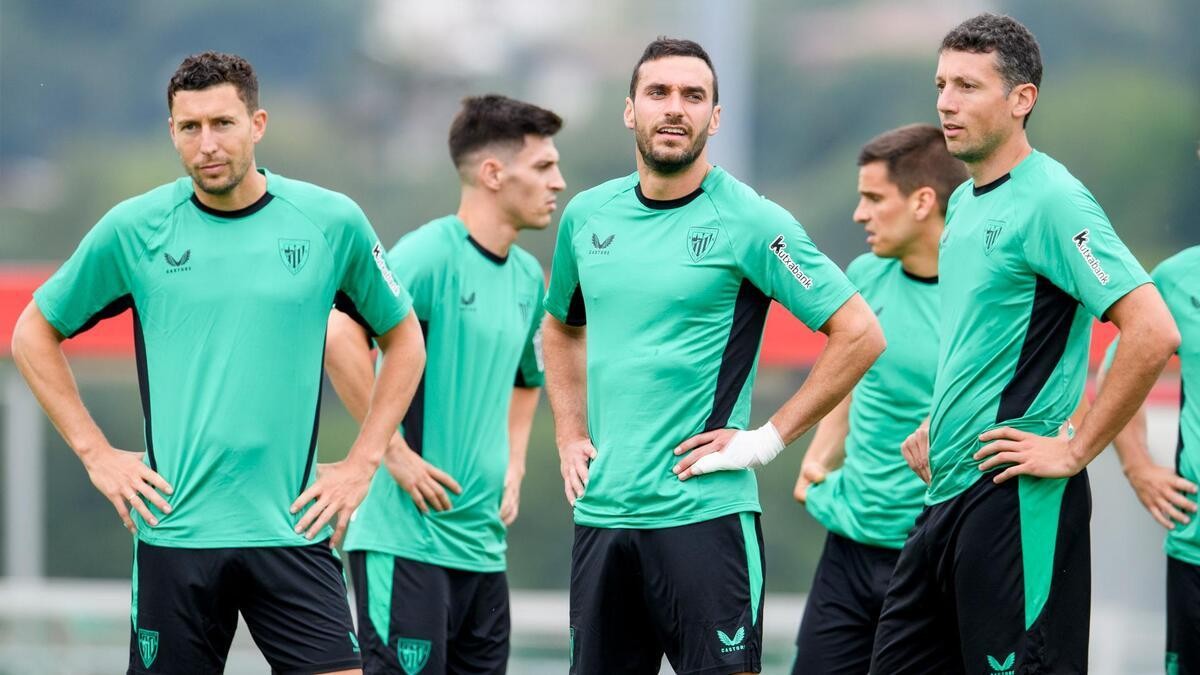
[1105,247,1200,564]
[344,216,545,572]
[35,170,412,547]
[544,167,857,529]
[806,254,937,549]
[926,150,1150,505]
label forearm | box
[349,312,426,467]
[771,296,884,444]
[802,394,851,470]
[508,387,541,477]
[1075,300,1176,466]
[324,310,377,424]
[11,303,109,459]
[543,316,589,444]
[1095,353,1153,473]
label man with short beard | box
[542,37,885,675]
[10,51,425,675]
[869,14,1179,674]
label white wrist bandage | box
[689,422,785,476]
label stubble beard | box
[635,120,710,176]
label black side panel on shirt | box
[130,306,156,472]
[996,276,1077,423]
[402,320,430,455]
[334,291,380,338]
[1178,381,1188,475]
[71,294,133,338]
[566,285,587,326]
[704,280,770,431]
[301,339,325,491]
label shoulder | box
[946,179,971,213]
[267,172,366,226]
[104,178,192,231]
[1021,152,1098,213]
[845,253,888,285]
[387,216,458,266]
[510,244,545,286]
[703,168,796,229]
[560,174,638,225]
[1152,246,1200,287]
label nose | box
[549,167,566,192]
[664,91,685,116]
[853,198,870,224]
[937,87,956,116]
[198,125,219,155]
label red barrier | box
[0,266,1179,404]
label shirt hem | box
[572,501,761,529]
[341,544,505,573]
[135,533,329,548]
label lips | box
[656,125,689,138]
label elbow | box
[1160,326,1182,360]
[865,318,887,361]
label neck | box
[192,163,267,211]
[636,152,711,200]
[899,218,943,278]
[967,131,1032,186]
[457,190,519,258]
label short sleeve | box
[385,228,445,321]
[334,206,412,336]
[738,215,857,331]
[34,208,136,337]
[1022,188,1150,320]
[516,278,546,388]
[544,207,585,326]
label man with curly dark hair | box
[11,51,426,674]
[870,15,1180,674]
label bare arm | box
[320,309,460,515]
[793,393,851,503]
[773,294,885,442]
[675,294,885,479]
[292,309,427,544]
[542,314,596,505]
[501,386,541,525]
[977,284,1181,481]
[10,301,172,532]
[1096,340,1195,528]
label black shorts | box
[348,552,510,675]
[792,531,901,675]
[569,512,765,675]
[128,540,360,675]
[871,470,1091,675]
[1167,556,1200,675]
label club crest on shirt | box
[278,239,310,275]
[687,226,718,262]
[984,221,1003,255]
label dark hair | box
[629,37,718,104]
[168,52,259,113]
[448,94,563,170]
[940,13,1042,126]
[858,124,968,216]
